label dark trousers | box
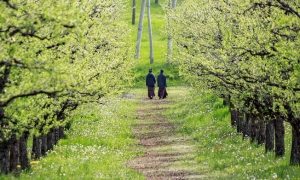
[148,86,155,98]
[158,88,166,99]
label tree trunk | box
[19,132,30,170]
[135,0,146,59]
[242,113,251,139]
[265,120,275,152]
[32,135,42,159]
[274,114,285,157]
[59,126,65,139]
[237,110,244,133]
[47,128,55,151]
[0,139,11,174]
[290,123,300,165]
[147,0,154,64]
[172,0,177,8]
[257,112,265,145]
[167,0,177,62]
[54,128,60,145]
[9,137,19,172]
[230,102,237,127]
[41,134,48,156]
[250,114,258,143]
[155,0,158,4]
[132,0,136,25]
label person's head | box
[149,68,152,73]
[160,69,164,73]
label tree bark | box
[250,114,258,143]
[9,137,19,172]
[0,139,11,174]
[41,134,48,156]
[155,0,158,4]
[19,132,30,170]
[135,0,146,59]
[132,0,136,25]
[54,128,60,145]
[290,124,300,165]
[59,126,65,139]
[265,120,275,152]
[230,102,237,127]
[47,128,55,151]
[32,135,42,159]
[237,110,244,133]
[167,0,177,62]
[242,113,251,139]
[147,0,154,64]
[274,114,285,157]
[257,112,265,145]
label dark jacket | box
[146,73,156,87]
[157,73,167,88]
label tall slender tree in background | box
[147,0,154,64]
[167,0,177,62]
[135,0,147,59]
[132,0,136,25]
[155,0,158,4]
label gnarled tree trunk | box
[41,134,48,156]
[32,135,42,159]
[230,102,238,127]
[265,120,275,152]
[290,124,300,165]
[19,132,30,170]
[257,112,265,145]
[274,114,285,157]
[243,113,251,139]
[0,139,11,174]
[9,137,19,172]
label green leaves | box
[0,0,134,140]
[169,0,300,117]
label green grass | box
[2,96,144,180]
[164,88,300,179]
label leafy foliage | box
[0,0,134,140]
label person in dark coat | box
[157,69,167,99]
[146,68,156,99]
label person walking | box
[146,68,156,99]
[157,69,167,99]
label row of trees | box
[169,0,300,165]
[0,0,133,174]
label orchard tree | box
[170,0,300,165]
[0,0,133,173]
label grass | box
[164,87,300,179]
[2,96,144,180]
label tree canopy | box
[0,0,133,140]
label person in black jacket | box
[157,69,167,99]
[146,69,156,99]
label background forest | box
[0,0,300,179]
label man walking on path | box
[157,69,167,99]
[146,69,156,99]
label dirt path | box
[127,92,209,180]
